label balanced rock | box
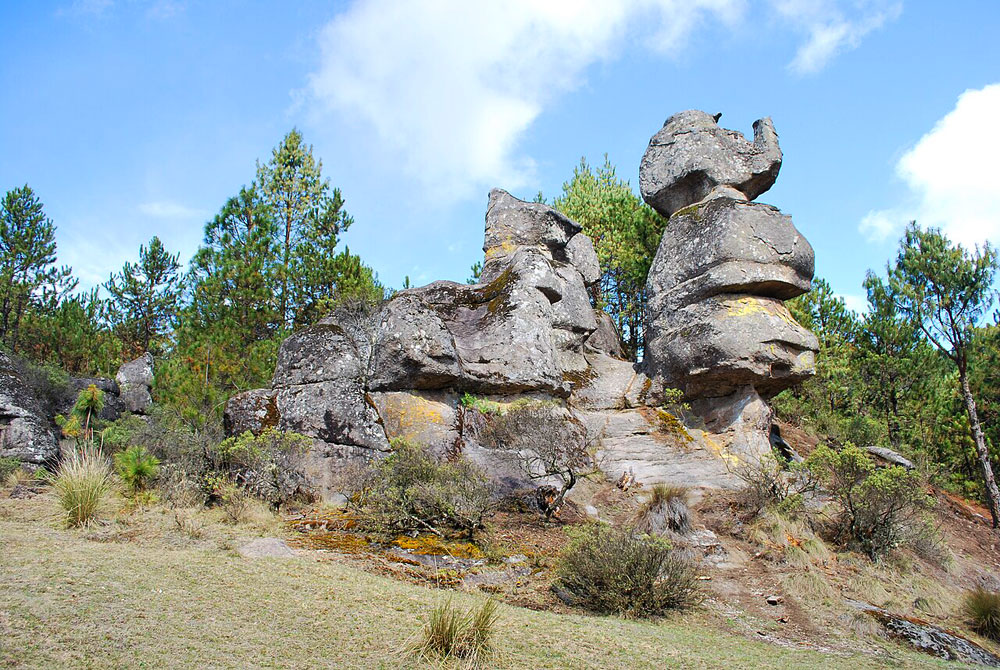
[639,110,782,218]
[0,351,58,467]
[115,353,154,414]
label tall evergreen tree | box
[105,236,182,356]
[888,222,1000,528]
[0,185,75,351]
[553,157,667,360]
[255,128,353,326]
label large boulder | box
[115,353,154,414]
[639,110,782,218]
[0,351,58,467]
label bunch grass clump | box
[557,523,702,617]
[964,587,1000,642]
[409,598,500,667]
[52,444,112,527]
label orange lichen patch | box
[393,534,484,559]
[785,533,803,548]
[288,531,370,553]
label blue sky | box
[2,1,999,313]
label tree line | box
[1,129,382,421]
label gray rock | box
[569,352,660,410]
[565,233,601,285]
[584,311,625,359]
[274,381,389,453]
[639,110,782,217]
[645,197,813,313]
[369,390,460,458]
[646,294,818,399]
[65,376,121,422]
[224,389,279,437]
[866,446,915,470]
[237,538,298,559]
[483,188,581,266]
[115,353,154,414]
[0,351,58,466]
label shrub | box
[358,440,496,540]
[51,444,112,527]
[732,454,815,520]
[964,588,1000,642]
[557,523,702,617]
[481,400,591,518]
[211,428,313,510]
[205,474,252,524]
[114,446,160,494]
[805,443,933,561]
[635,484,691,535]
[0,456,20,482]
[410,598,499,667]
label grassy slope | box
[0,497,961,670]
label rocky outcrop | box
[0,351,58,467]
[640,111,818,463]
[227,112,819,498]
[115,353,154,414]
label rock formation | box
[227,111,819,499]
[640,110,818,457]
[114,353,154,415]
[0,351,58,467]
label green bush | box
[357,440,496,540]
[211,428,313,510]
[52,444,112,527]
[733,454,815,520]
[410,598,499,667]
[557,523,702,617]
[114,446,160,494]
[964,587,1000,642]
[805,443,933,561]
[0,457,20,482]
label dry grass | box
[408,598,500,667]
[0,494,963,670]
[964,588,1000,642]
[50,444,112,527]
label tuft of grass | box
[409,598,500,667]
[51,444,113,527]
[636,484,691,535]
[963,587,1000,642]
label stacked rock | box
[640,111,818,413]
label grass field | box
[0,494,967,669]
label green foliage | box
[105,236,182,357]
[51,444,113,527]
[963,587,1000,642]
[557,523,701,617]
[0,457,20,481]
[211,428,313,509]
[553,156,667,360]
[410,598,500,667]
[732,455,816,521]
[356,440,496,540]
[0,185,77,353]
[114,446,160,494]
[804,444,933,561]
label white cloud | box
[773,0,902,75]
[306,1,891,200]
[138,200,206,220]
[839,293,868,315]
[860,84,1000,249]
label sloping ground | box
[0,496,959,670]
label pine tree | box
[889,222,1000,528]
[105,236,182,356]
[0,185,76,351]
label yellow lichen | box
[725,296,798,326]
[394,535,483,559]
[655,408,694,446]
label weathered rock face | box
[0,351,58,466]
[227,113,819,498]
[639,110,782,218]
[642,112,817,404]
[115,353,154,414]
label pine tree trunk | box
[959,370,1000,528]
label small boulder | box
[115,353,154,414]
[0,351,58,467]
